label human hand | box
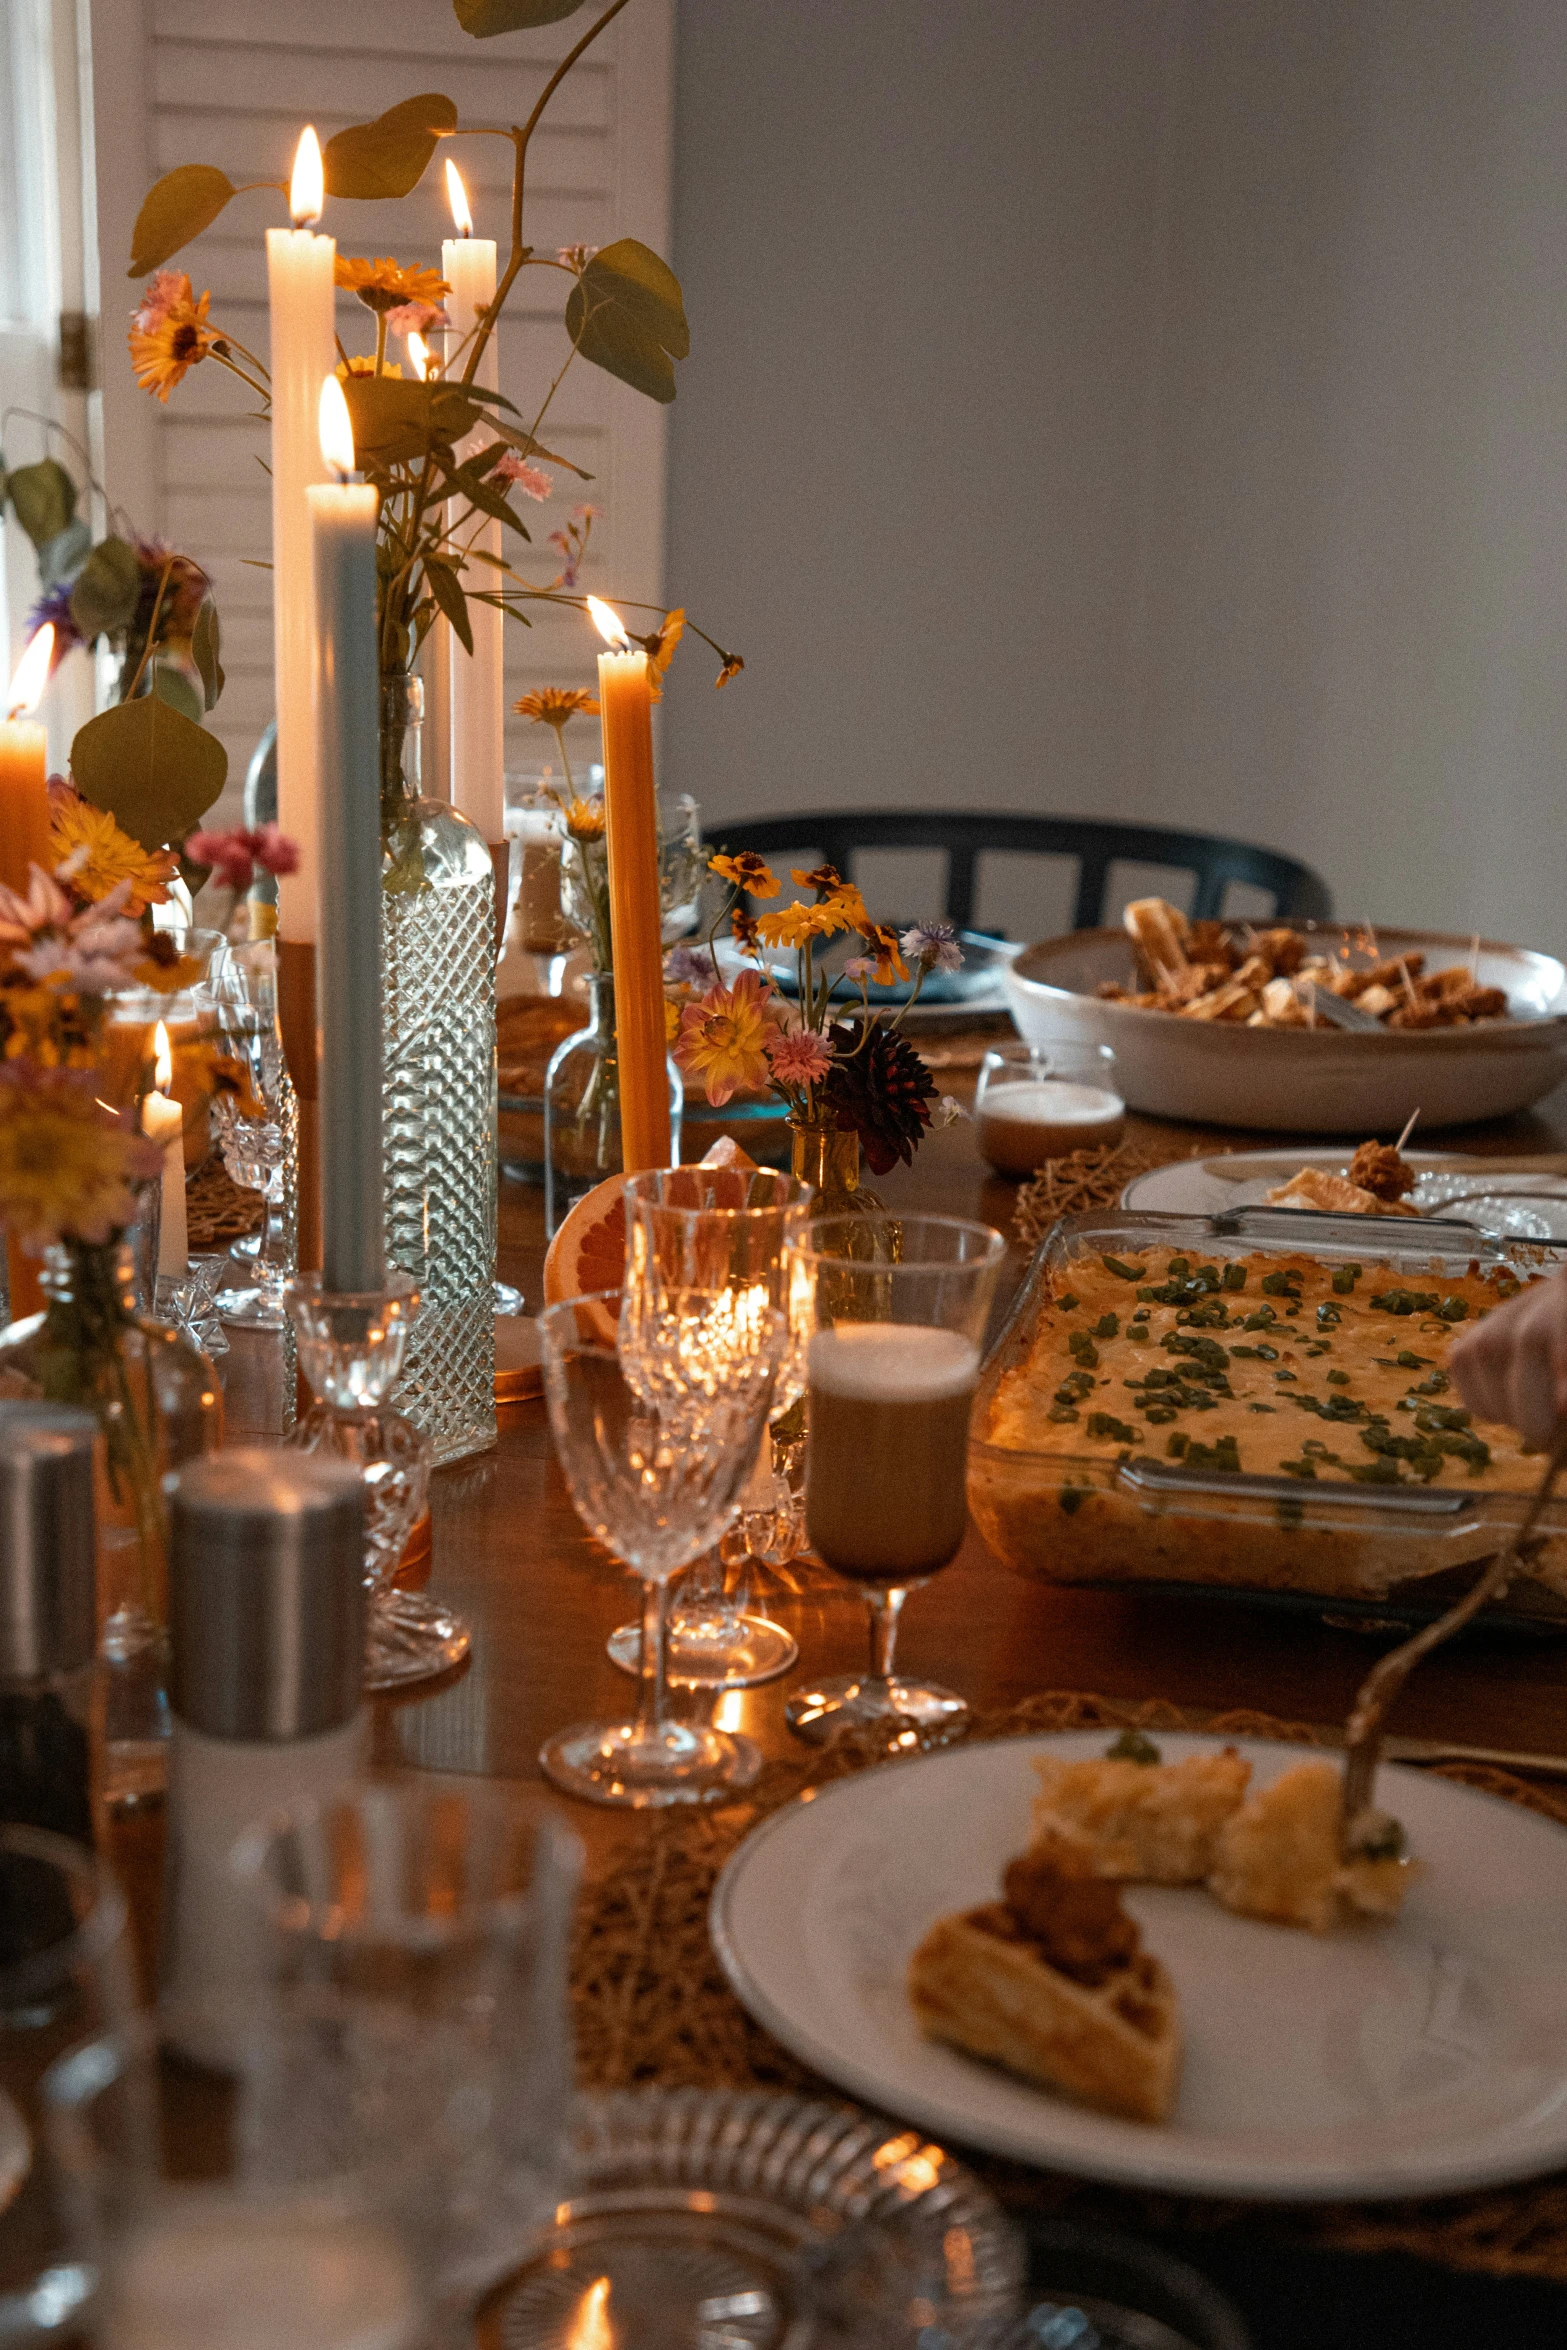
[1449,1271,1567,1449]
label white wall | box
[662,0,1567,954]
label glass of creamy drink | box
[786,1213,1005,1745]
[974,1041,1124,1178]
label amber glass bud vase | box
[788,1112,884,1220]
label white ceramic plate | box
[1121,1148,1567,1239]
[1002,925,1567,1132]
[710,1732,1567,2201]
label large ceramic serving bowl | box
[1002,923,1567,1132]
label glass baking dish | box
[968,1207,1567,1628]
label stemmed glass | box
[539,1282,786,1806]
[784,1213,1005,1746]
[210,942,294,1327]
[606,1166,814,1690]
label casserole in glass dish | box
[968,1209,1567,1626]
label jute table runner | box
[572,1689,1567,2283]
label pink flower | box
[387,300,451,336]
[0,868,140,991]
[571,503,601,523]
[130,269,191,333]
[765,1028,832,1087]
[488,452,552,502]
[185,824,300,892]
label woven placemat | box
[1013,1144,1195,1248]
[572,1688,1567,2282]
[185,1156,263,1251]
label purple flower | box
[547,531,579,589]
[900,921,964,975]
[488,452,552,502]
[843,955,874,982]
[24,581,81,665]
[664,943,720,988]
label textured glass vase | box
[380,672,497,1465]
[543,972,684,1238]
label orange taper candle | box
[0,628,55,901]
[589,597,671,1172]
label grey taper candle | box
[307,379,384,1294]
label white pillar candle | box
[266,129,336,946]
[443,172,506,845]
[145,1025,186,1281]
[308,379,385,1296]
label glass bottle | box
[0,1241,223,1806]
[380,671,497,1466]
[543,972,684,1237]
[788,1113,885,1219]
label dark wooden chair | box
[704,811,1332,930]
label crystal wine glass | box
[539,1285,785,1806]
[606,1166,814,1690]
[230,1779,581,2310]
[283,1272,470,1689]
[784,1213,1005,1746]
[211,943,293,1327]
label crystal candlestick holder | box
[283,1273,470,1690]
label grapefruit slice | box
[540,1139,764,1323]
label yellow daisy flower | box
[336,355,404,380]
[646,607,684,703]
[709,850,779,900]
[334,257,450,315]
[563,798,606,840]
[0,1069,157,1252]
[51,800,175,915]
[756,898,854,950]
[515,688,600,725]
[128,280,217,402]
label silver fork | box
[1340,1427,1567,1856]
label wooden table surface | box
[371,1069,1567,1877]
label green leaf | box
[69,536,142,638]
[479,414,592,477]
[324,94,458,200]
[341,374,481,469]
[454,0,587,33]
[444,463,530,537]
[566,239,688,404]
[38,519,92,589]
[7,458,75,550]
[71,694,227,849]
[191,596,224,711]
[128,164,236,275]
[423,556,474,655]
[151,660,204,726]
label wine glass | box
[784,1213,1006,1746]
[0,1827,138,2345]
[230,1779,581,2311]
[606,1166,814,1689]
[539,1285,785,1806]
[210,943,293,1327]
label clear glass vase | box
[543,972,684,1237]
[0,1241,223,1805]
[380,672,497,1465]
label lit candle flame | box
[445,158,473,238]
[318,374,356,479]
[567,2276,613,2350]
[405,330,429,382]
[153,1023,173,1095]
[6,626,53,720]
[586,595,630,651]
[290,127,324,229]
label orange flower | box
[709,850,778,900]
[334,256,450,314]
[515,688,600,725]
[673,969,777,1106]
[128,276,216,401]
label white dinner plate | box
[710,1731,1567,2201]
[1121,1147,1567,1240]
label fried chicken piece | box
[1446,983,1508,1021]
[1255,976,1308,1026]
[998,1834,1141,1987]
[1187,921,1240,970]
[1180,979,1259,1023]
[1386,1002,1449,1029]
[1355,983,1398,1019]
[1124,898,1191,986]
[1347,1140,1418,1203]
[1251,927,1307,976]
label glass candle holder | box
[974,1040,1125,1178]
[283,1274,467,1691]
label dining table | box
[118,1045,1567,2348]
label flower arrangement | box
[668,854,962,1175]
[129,2,742,721]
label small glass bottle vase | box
[380,673,497,1465]
[543,972,684,1238]
[0,1240,222,1804]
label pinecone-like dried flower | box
[821,1018,936,1175]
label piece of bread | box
[1030,1749,1251,1885]
[1206,1760,1417,1932]
[908,1909,1180,2124]
[1264,1168,1420,1217]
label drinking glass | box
[229,1779,581,2309]
[973,1040,1124,1179]
[210,943,293,1325]
[539,1286,785,1805]
[784,1213,1006,1745]
[0,1828,137,2345]
[46,1995,443,2350]
[606,1166,814,1689]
